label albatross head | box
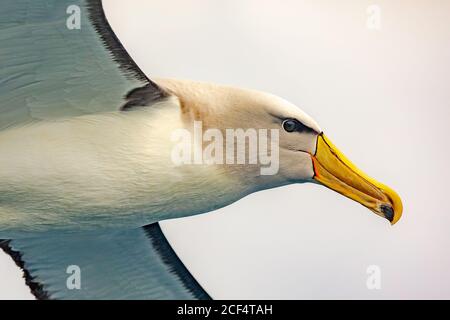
[157,79,403,225]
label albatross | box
[0,0,402,299]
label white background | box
[1,0,450,299]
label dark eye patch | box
[269,113,317,134]
[281,118,316,134]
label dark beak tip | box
[380,204,395,223]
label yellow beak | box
[312,133,403,225]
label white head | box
[157,79,403,225]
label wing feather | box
[0,0,168,130]
[0,223,211,300]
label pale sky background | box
[1,0,450,299]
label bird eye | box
[282,119,297,132]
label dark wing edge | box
[87,0,149,83]
[144,223,211,300]
[0,240,50,300]
[86,0,170,108]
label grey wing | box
[0,0,169,130]
[0,223,211,300]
